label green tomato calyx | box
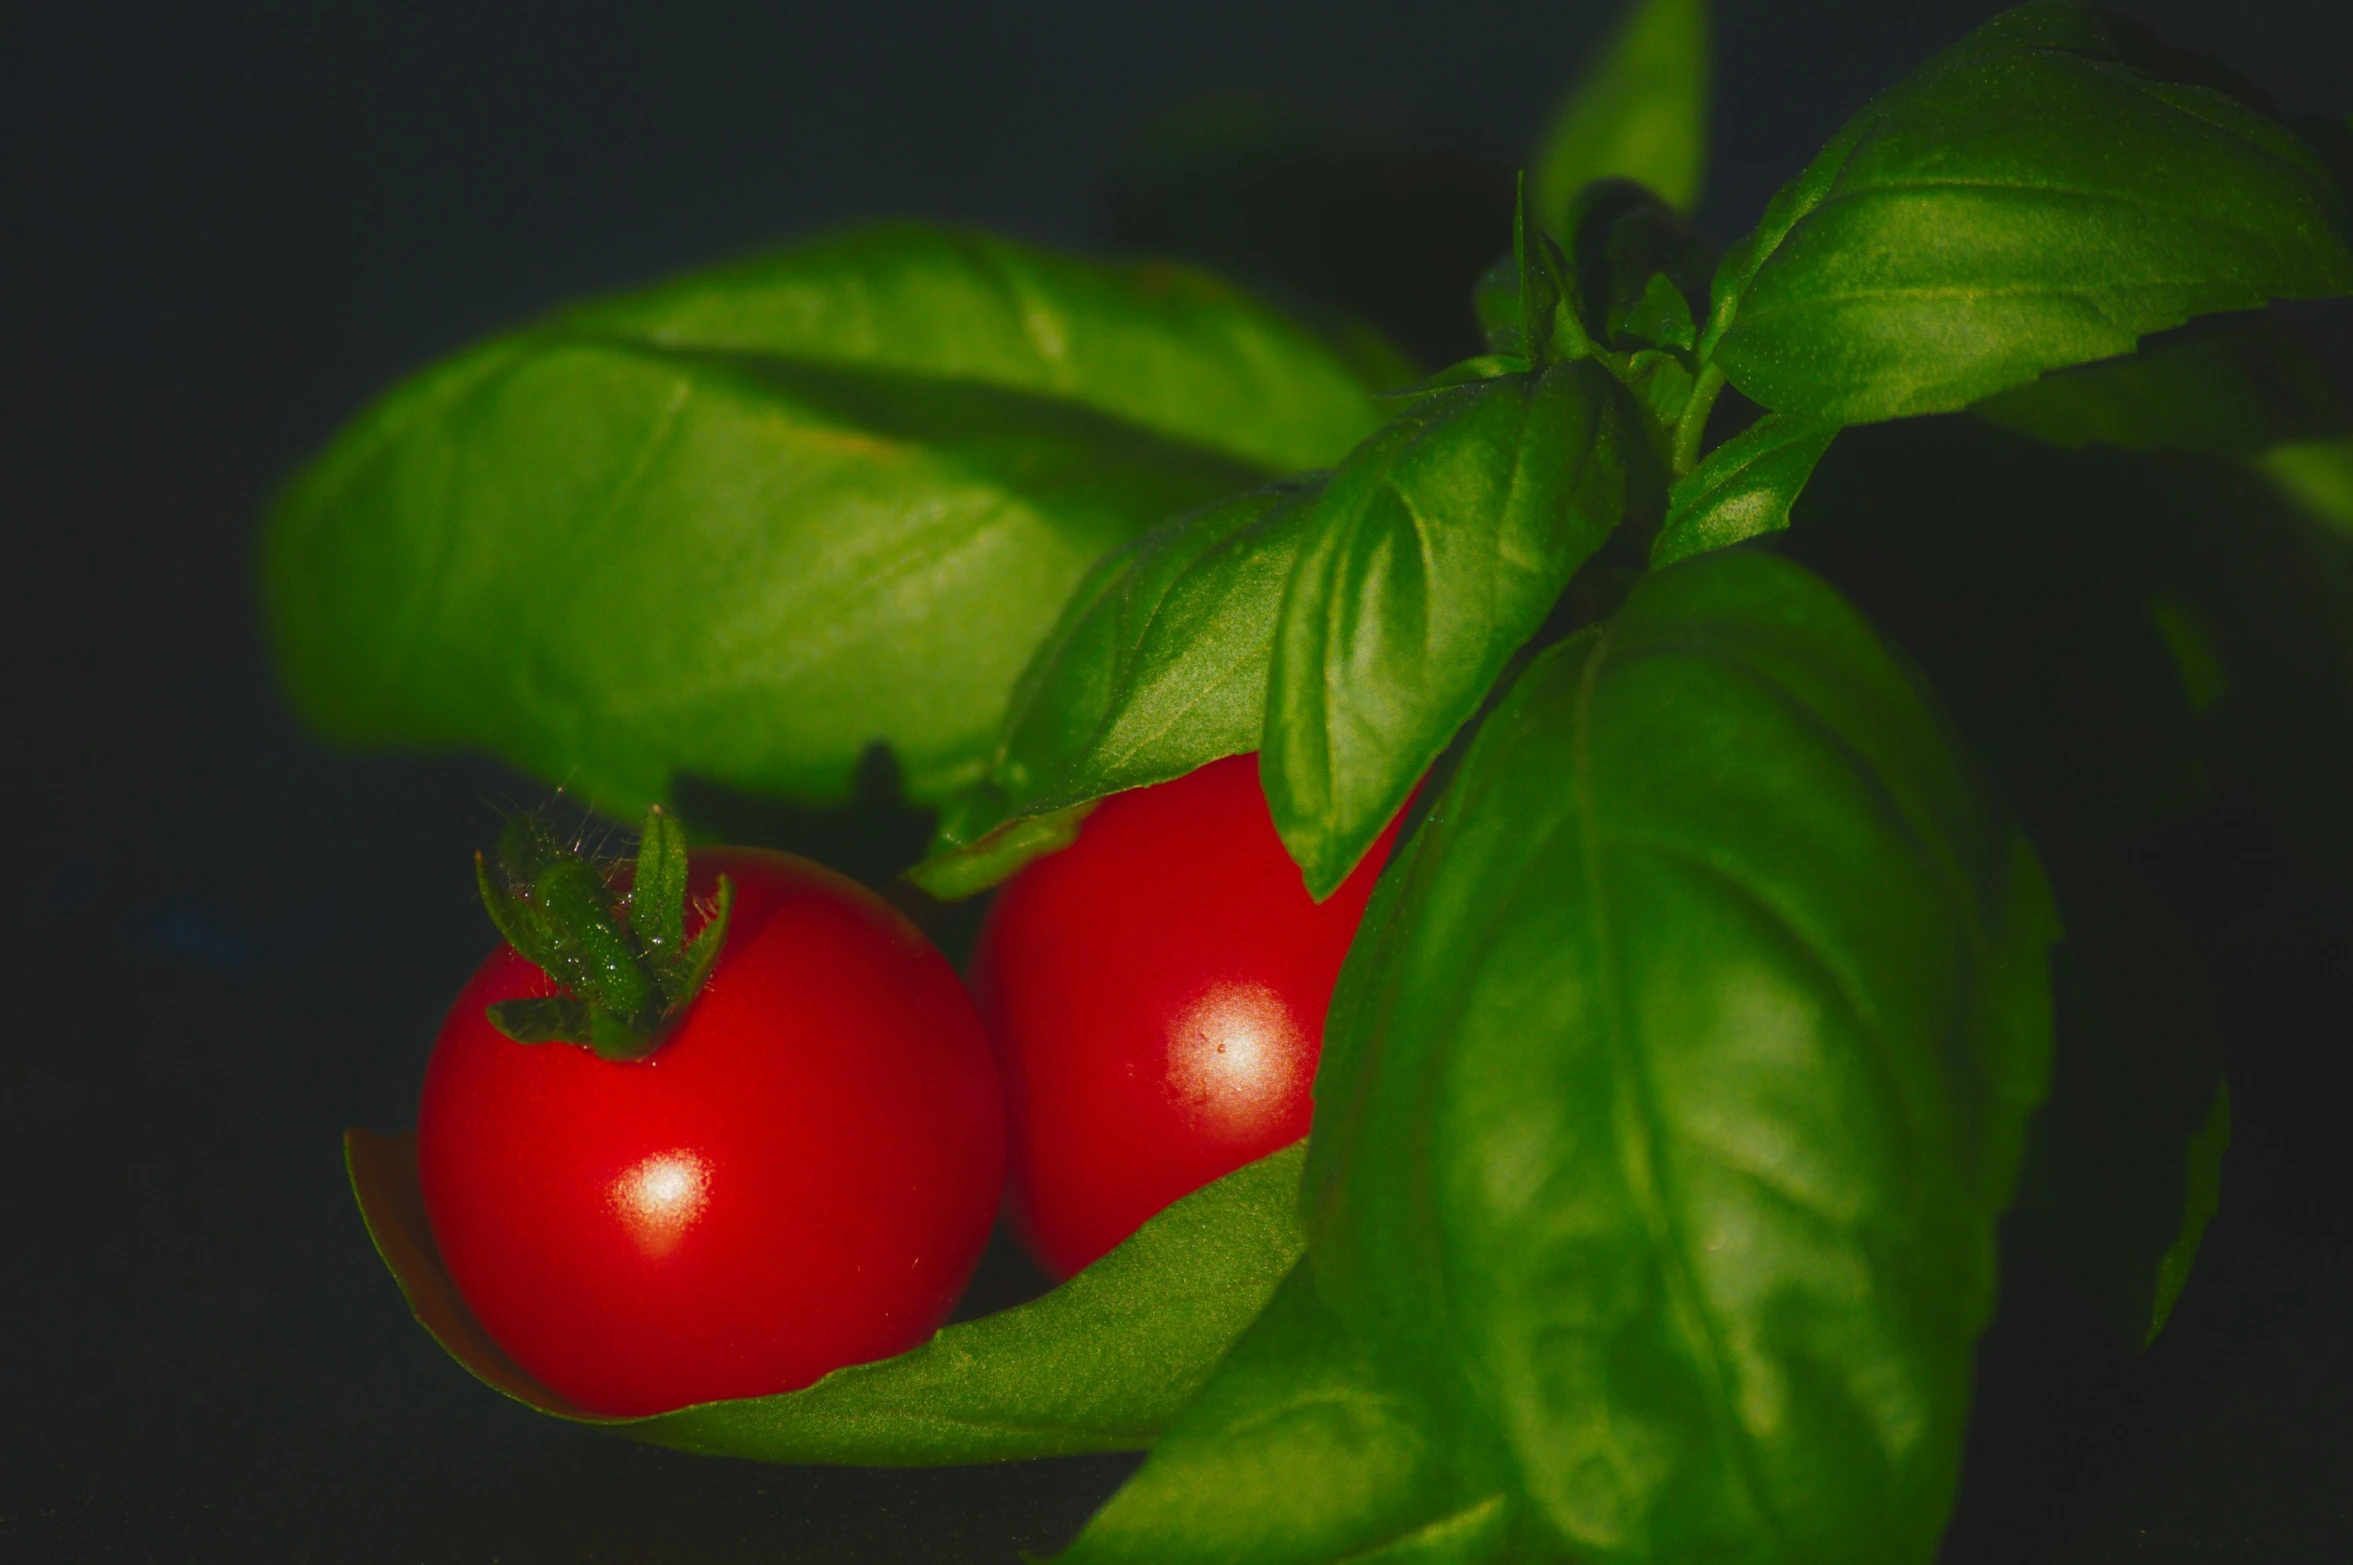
[473,804,733,1061]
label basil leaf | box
[561,221,1398,476]
[1974,315,2342,458]
[1266,362,1661,898]
[1650,413,1839,566]
[2259,435,2353,537]
[1478,181,1716,371]
[345,1129,1304,1463]
[1307,550,2060,1564]
[265,223,1396,820]
[1531,0,1712,226]
[908,479,1324,898]
[1059,1264,1516,1565]
[1704,6,2353,425]
[2019,856,2229,1347]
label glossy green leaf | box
[1650,413,1839,565]
[1973,315,2342,457]
[346,1129,1304,1463]
[1059,1264,1517,1565]
[908,479,1323,898]
[1266,362,1661,897]
[560,222,1398,475]
[2018,856,2229,1346]
[1704,6,2353,425]
[1306,550,2060,1564]
[265,223,1398,820]
[1531,0,1712,225]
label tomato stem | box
[475,804,732,1060]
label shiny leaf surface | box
[1306,550,2059,1564]
[1705,7,2353,424]
[1059,1264,1516,1565]
[266,223,1396,819]
[909,480,1323,897]
[1650,413,1839,565]
[1265,362,1660,897]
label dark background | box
[6,2,2352,1560]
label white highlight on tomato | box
[613,1150,711,1258]
[1168,982,1308,1140]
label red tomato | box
[418,848,1004,1418]
[970,752,1402,1279]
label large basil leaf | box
[560,222,1401,474]
[1265,361,1661,897]
[908,478,1325,899]
[265,223,1398,820]
[1702,6,2353,425]
[1058,1263,1517,1565]
[1650,413,1839,566]
[1973,315,2342,458]
[346,1129,1303,1463]
[1306,550,2060,1564]
[1531,0,1712,227]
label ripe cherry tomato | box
[970,753,1402,1279]
[419,847,1004,1418]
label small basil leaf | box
[266,222,1395,822]
[1618,270,1694,352]
[1650,413,1839,566]
[1382,355,1532,403]
[1265,362,1662,898]
[1514,182,1578,369]
[1561,179,1717,356]
[910,802,1097,904]
[2018,854,2230,1347]
[1973,315,2343,458]
[1704,6,2353,425]
[2258,435,2353,537]
[1530,0,1712,226]
[1473,255,1528,358]
[1483,181,1717,371]
[1058,1263,1517,1565]
[1615,347,1699,433]
[346,1130,1304,1463]
[1308,550,2059,1564]
[909,480,1324,897]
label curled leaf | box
[347,1130,1306,1464]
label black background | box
[6,2,2352,1560]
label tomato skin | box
[970,753,1400,1280]
[418,848,1004,1418]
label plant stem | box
[1671,362,1727,480]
